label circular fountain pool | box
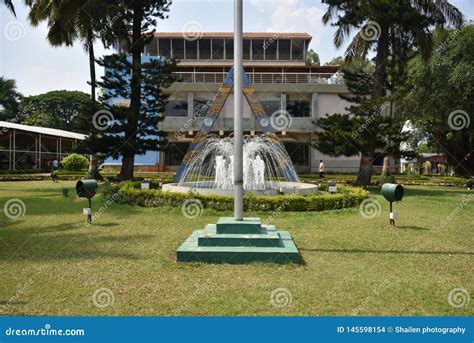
[164,133,319,196]
[162,181,318,196]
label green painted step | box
[198,224,281,247]
[216,217,262,234]
[177,230,300,264]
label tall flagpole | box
[233,0,243,220]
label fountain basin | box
[162,181,319,196]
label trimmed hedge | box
[106,181,368,212]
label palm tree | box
[26,0,112,102]
[321,0,464,184]
[0,77,22,121]
[3,0,15,16]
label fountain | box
[163,134,318,196]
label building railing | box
[173,72,344,85]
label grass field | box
[0,181,472,316]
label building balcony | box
[160,116,317,134]
[172,71,344,85]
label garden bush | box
[61,153,88,172]
[106,181,368,212]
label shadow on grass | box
[299,247,474,256]
[396,225,430,231]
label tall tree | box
[105,0,172,180]
[0,77,22,121]
[19,90,92,132]
[83,54,175,176]
[320,0,464,184]
[396,26,474,175]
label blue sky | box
[1,0,473,96]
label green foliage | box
[396,26,474,175]
[83,54,176,161]
[108,181,368,212]
[61,153,88,172]
[19,90,93,132]
[306,49,320,66]
[0,77,22,121]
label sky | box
[1,0,473,96]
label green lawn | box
[0,181,472,316]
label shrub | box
[106,181,368,212]
[61,154,88,172]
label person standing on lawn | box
[319,160,325,178]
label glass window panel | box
[185,40,197,59]
[172,39,184,59]
[212,39,225,59]
[252,39,264,60]
[225,39,233,59]
[193,92,215,117]
[284,143,310,166]
[243,40,251,60]
[158,39,171,58]
[286,93,311,117]
[165,92,188,117]
[264,39,277,60]
[199,39,211,59]
[291,39,305,60]
[278,39,291,60]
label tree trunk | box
[88,36,96,102]
[119,152,135,180]
[355,24,389,185]
[119,0,143,180]
[356,154,373,186]
[87,35,101,179]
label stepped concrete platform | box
[176,217,301,264]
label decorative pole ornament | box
[234,0,244,220]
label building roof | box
[154,32,312,41]
[0,121,87,140]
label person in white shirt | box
[52,159,59,170]
[319,160,325,178]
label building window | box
[286,94,311,117]
[278,39,291,60]
[264,40,277,60]
[158,39,171,58]
[185,40,197,59]
[259,93,280,116]
[291,39,305,60]
[243,39,251,60]
[172,39,184,59]
[165,92,188,117]
[165,142,189,166]
[284,143,310,166]
[225,39,233,59]
[146,38,158,55]
[212,39,225,59]
[252,39,264,60]
[193,92,214,117]
[199,39,211,59]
